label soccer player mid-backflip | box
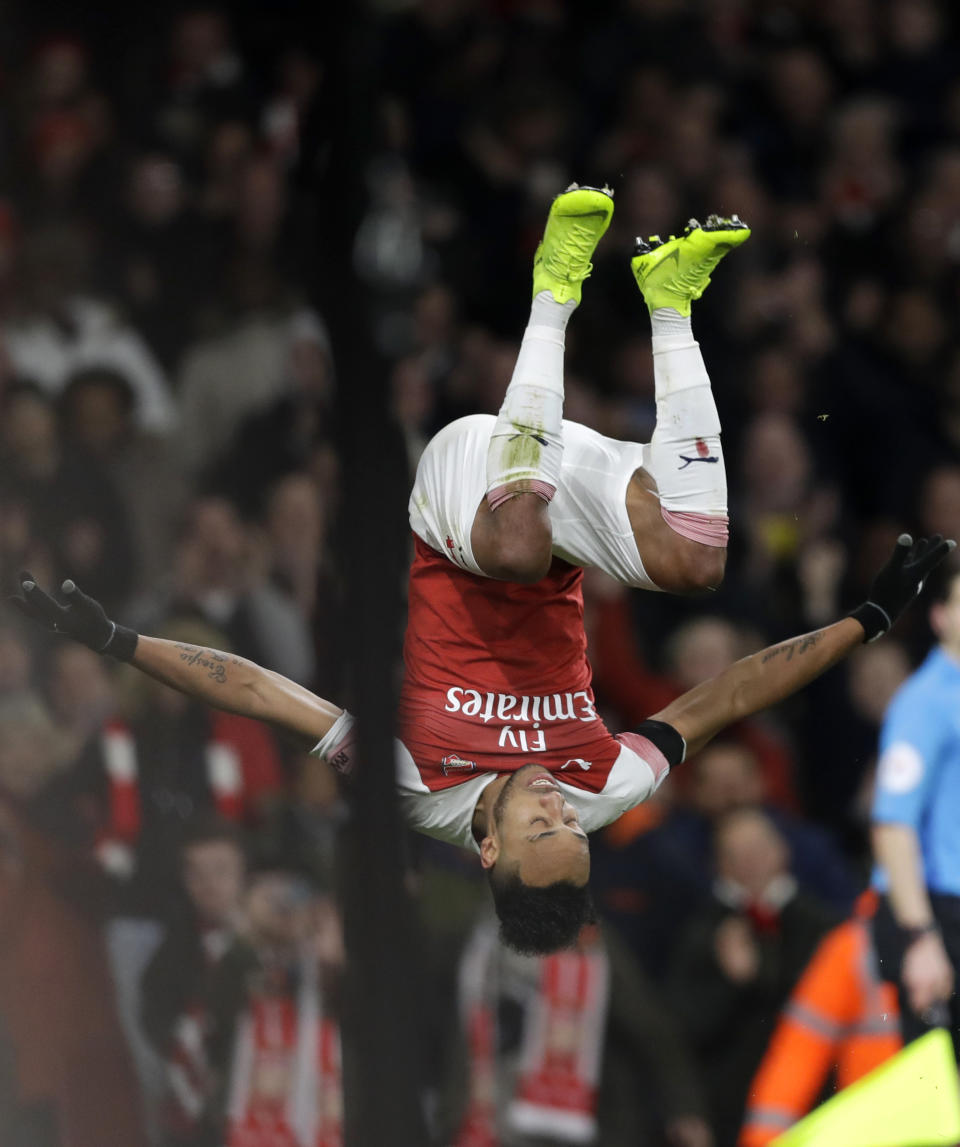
[13,188,954,954]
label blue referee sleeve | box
[872,687,947,829]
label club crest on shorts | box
[441,752,477,775]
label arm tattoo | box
[174,643,240,684]
[761,632,823,665]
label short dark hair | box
[489,867,595,956]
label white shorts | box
[408,414,659,589]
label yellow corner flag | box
[773,1029,960,1147]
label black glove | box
[9,573,139,661]
[850,534,956,643]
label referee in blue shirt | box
[873,560,960,1045]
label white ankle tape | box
[524,326,567,361]
[651,306,693,341]
[651,339,712,396]
[531,291,577,331]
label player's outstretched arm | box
[653,616,863,758]
[130,635,342,744]
[653,535,955,759]
[10,575,342,747]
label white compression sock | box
[646,307,729,546]
[486,292,576,509]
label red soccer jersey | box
[398,535,623,791]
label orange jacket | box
[739,901,901,1146]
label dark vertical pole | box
[306,4,428,1146]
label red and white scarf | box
[163,928,236,1138]
[165,999,212,1137]
[455,922,610,1146]
[226,955,342,1147]
[95,718,245,878]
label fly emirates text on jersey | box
[443,686,599,753]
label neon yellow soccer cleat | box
[631,214,750,316]
[532,183,615,305]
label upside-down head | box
[477,764,594,955]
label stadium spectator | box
[130,9,256,176]
[260,47,323,169]
[0,380,138,611]
[1,224,176,433]
[58,366,190,593]
[133,497,316,684]
[210,872,345,1147]
[736,412,842,628]
[71,617,285,914]
[176,297,327,476]
[589,595,799,811]
[391,354,436,473]
[590,782,708,978]
[668,808,836,1147]
[0,621,34,696]
[212,310,334,516]
[45,641,115,751]
[0,698,148,1147]
[655,740,857,913]
[98,153,225,370]
[16,38,117,228]
[799,636,911,842]
[440,916,713,1147]
[919,464,960,544]
[140,816,249,1146]
[0,690,73,807]
[253,752,346,890]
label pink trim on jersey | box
[660,508,729,547]
[486,480,556,511]
[615,732,670,783]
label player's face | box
[182,841,245,926]
[490,765,590,888]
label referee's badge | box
[877,742,924,793]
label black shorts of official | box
[873,893,960,1057]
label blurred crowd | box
[1,1,959,1145]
